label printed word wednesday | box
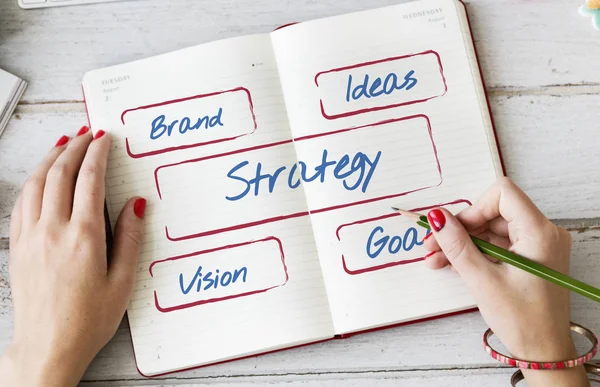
[225,149,382,201]
[346,70,418,102]
[150,107,224,140]
[179,265,248,295]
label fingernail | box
[77,126,90,136]
[422,232,433,242]
[133,198,147,219]
[427,209,446,232]
[424,251,436,259]
[93,130,105,140]
[54,135,69,147]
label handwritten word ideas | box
[315,51,447,119]
[346,71,418,102]
[150,108,224,140]
[225,149,382,202]
[179,265,247,295]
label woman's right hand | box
[423,177,589,387]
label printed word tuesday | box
[225,149,382,201]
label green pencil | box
[392,207,600,304]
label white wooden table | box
[1,0,599,385]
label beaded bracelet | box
[483,322,598,370]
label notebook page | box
[82,34,334,375]
[271,0,503,334]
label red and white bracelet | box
[511,363,600,386]
[483,322,598,370]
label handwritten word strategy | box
[225,149,382,201]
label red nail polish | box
[427,209,446,232]
[422,232,433,242]
[424,251,436,259]
[94,130,105,140]
[133,198,147,219]
[54,135,69,147]
[77,126,90,136]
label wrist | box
[0,341,85,387]
[509,330,578,361]
[520,338,590,387]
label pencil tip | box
[391,208,425,221]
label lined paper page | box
[82,34,334,375]
[271,0,503,334]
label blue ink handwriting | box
[179,265,247,295]
[346,70,418,102]
[225,149,382,202]
[366,225,430,259]
[150,107,224,140]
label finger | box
[109,197,146,302]
[425,222,509,264]
[489,217,509,237]
[20,135,71,228]
[427,208,499,286]
[424,251,450,270]
[423,232,441,252]
[9,193,23,248]
[72,130,110,223]
[454,212,509,239]
[474,230,511,251]
[41,126,93,220]
[458,177,548,233]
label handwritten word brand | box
[150,107,224,140]
[225,149,382,201]
[366,226,429,259]
[346,71,418,102]
[179,265,248,295]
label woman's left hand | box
[0,126,146,387]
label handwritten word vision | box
[150,107,224,140]
[225,149,382,202]
[346,70,418,102]
[179,265,247,295]
[366,225,430,259]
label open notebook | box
[82,0,503,376]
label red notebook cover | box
[83,0,506,378]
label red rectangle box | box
[149,237,288,313]
[315,50,447,120]
[336,199,471,275]
[155,114,442,242]
[120,87,257,159]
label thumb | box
[427,208,496,284]
[108,197,146,294]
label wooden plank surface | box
[1,0,599,385]
[0,0,599,104]
[78,368,515,387]
[0,229,598,384]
